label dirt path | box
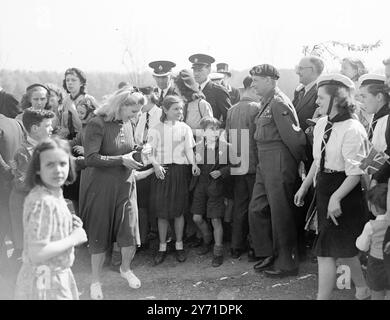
[1,242,357,300]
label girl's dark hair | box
[174,76,205,102]
[363,83,390,105]
[62,67,87,95]
[160,95,183,122]
[367,183,388,212]
[322,84,356,116]
[46,83,65,106]
[25,137,77,190]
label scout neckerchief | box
[368,104,390,141]
[142,111,150,144]
[319,112,353,172]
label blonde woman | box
[79,87,146,300]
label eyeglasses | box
[295,66,313,72]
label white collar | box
[375,212,390,221]
[27,135,39,147]
[159,83,171,95]
[304,80,317,93]
[145,104,159,115]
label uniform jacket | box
[292,84,318,132]
[154,86,177,107]
[202,81,232,127]
[254,87,307,164]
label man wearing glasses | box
[293,56,324,262]
[293,56,324,132]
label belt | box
[322,168,344,174]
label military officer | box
[248,64,307,278]
[189,54,232,127]
[148,60,177,107]
[217,63,241,105]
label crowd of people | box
[1,53,390,300]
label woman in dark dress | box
[295,74,368,300]
[79,87,145,300]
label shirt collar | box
[261,87,277,105]
[304,80,317,93]
[159,83,171,95]
[373,104,390,122]
[241,96,257,103]
[26,135,38,149]
[200,77,211,91]
[376,212,390,221]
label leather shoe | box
[153,251,167,266]
[253,256,274,272]
[264,268,299,278]
[212,255,223,267]
[176,249,187,262]
[230,248,242,259]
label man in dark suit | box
[292,56,324,261]
[217,63,241,105]
[149,60,177,107]
[189,54,232,127]
[292,56,324,132]
[0,86,21,118]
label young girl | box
[147,95,200,265]
[191,117,230,267]
[356,182,390,300]
[14,138,87,300]
[294,74,369,300]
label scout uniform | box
[248,64,307,272]
[149,60,177,107]
[216,63,241,105]
[189,54,232,127]
[358,74,390,183]
[312,74,367,259]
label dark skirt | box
[149,164,190,220]
[313,172,367,258]
[79,167,140,254]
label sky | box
[0,0,389,74]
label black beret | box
[249,64,280,80]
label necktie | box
[298,87,305,102]
[319,113,352,172]
[159,90,164,106]
[142,112,150,144]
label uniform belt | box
[322,168,344,174]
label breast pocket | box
[255,117,274,141]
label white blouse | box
[147,121,195,165]
[134,105,162,145]
[185,99,213,130]
[313,116,367,176]
[371,115,389,153]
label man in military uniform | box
[217,63,241,105]
[248,64,307,278]
[189,54,232,127]
[148,60,177,107]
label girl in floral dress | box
[14,138,87,300]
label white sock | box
[175,241,183,250]
[159,243,167,252]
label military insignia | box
[194,58,198,63]
[158,65,163,71]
